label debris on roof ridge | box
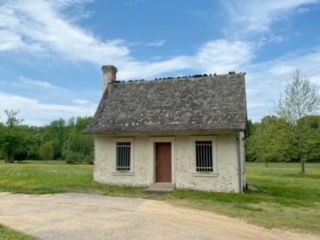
[119,71,246,83]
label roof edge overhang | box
[84,128,246,136]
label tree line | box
[246,70,320,174]
[1,69,319,174]
[0,111,94,164]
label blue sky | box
[1,0,320,126]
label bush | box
[64,151,93,164]
[65,151,85,164]
[83,154,94,164]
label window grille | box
[116,142,131,171]
[196,141,213,172]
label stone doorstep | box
[144,182,175,195]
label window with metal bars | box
[116,142,131,171]
[195,141,213,172]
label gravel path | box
[0,192,319,240]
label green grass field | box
[0,160,144,197]
[0,161,319,236]
[0,224,37,240]
[166,162,320,234]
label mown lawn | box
[0,160,144,197]
[165,162,320,234]
[0,161,319,235]
[0,224,38,240]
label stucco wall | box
[94,136,151,187]
[173,135,239,193]
[94,134,240,192]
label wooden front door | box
[155,143,172,183]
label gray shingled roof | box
[85,74,247,134]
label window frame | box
[112,138,134,175]
[116,142,131,171]
[192,136,217,177]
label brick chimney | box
[102,65,117,91]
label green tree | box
[246,116,291,166]
[275,69,320,174]
[246,119,258,138]
[25,126,43,160]
[0,122,5,159]
[63,116,94,164]
[0,114,94,163]
[0,110,25,163]
[41,119,66,159]
[39,142,54,162]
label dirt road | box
[0,192,318,240]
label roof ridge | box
[113,72,246,84]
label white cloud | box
[115,40,255,79]
[263,35,285,44]
[73,99,90,105]
[17,76,57,89]
[0,30,24,51]
[310,76,320,85]
[0,0,256,80]
[54,0,93,8]
[267,49,320,77]
[195,40,255,73]
[146,40,166,47]
[245,47,320,121]
[0,92,96,126]
[296,7,310,13]
[117,56,194,79]
[14,76,100,108]
[124,0,145,6]
[211,0,320,121]
[0,0,129,63]
[222,0,319,35]
[1,74,100,125]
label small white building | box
[86,66,247,193]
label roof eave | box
[84,128,246,136]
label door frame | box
[149,137,175,184]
